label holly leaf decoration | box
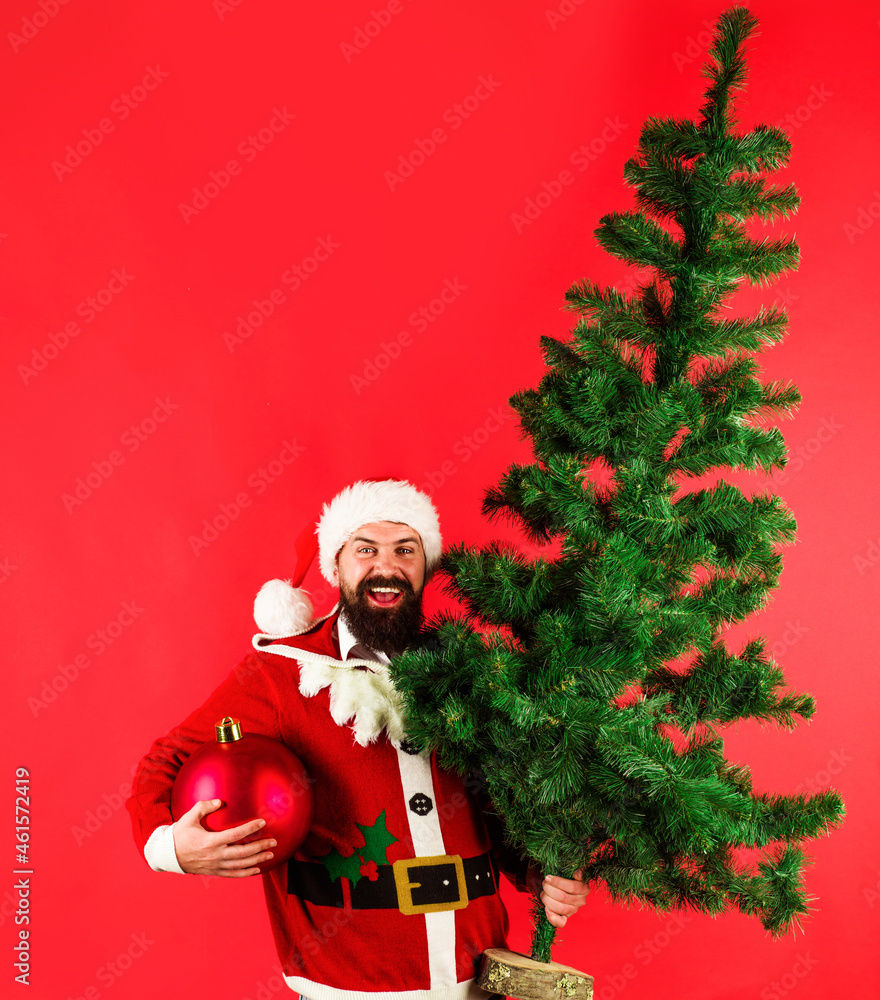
[356,809,398,868]
[320,809,400,888]
[321,847,364,886]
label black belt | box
[288,852,499,914]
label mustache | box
[355,575,416,599]
[340,572,424,657]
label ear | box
[331,561,340,587]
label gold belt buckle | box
[392,854,468,915]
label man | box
[127,479,586,1000]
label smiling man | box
[127,479,586,1000]
[334,521,426,656]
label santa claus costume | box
[126,480,528,1000]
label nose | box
[374,549,398,575]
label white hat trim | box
[316,479,442,584]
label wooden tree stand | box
[476,947,593,1000]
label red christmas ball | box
[171,717,314,873]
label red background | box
[4,1,879,998]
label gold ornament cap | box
[215,716,243,742]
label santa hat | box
[316,479,442,584]
[254,479,442,635]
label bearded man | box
[127,479,585,1000]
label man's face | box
[334,521,427,655]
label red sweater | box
[126,614,515,1000]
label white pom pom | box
[254,579,314,634]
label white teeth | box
[370,587,400,593]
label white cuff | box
[144,824,186,874]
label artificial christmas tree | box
[391,4,844,987]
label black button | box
[409,793,433,815]
[399,738,421,756]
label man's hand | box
[172,799,277,877]
[539,870,588,928]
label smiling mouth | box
[367,587,402,607]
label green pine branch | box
[391,5,844,966]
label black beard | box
[338,573,424,658]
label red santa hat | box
[254,479,442,635]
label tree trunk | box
[476,948,593,1000]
